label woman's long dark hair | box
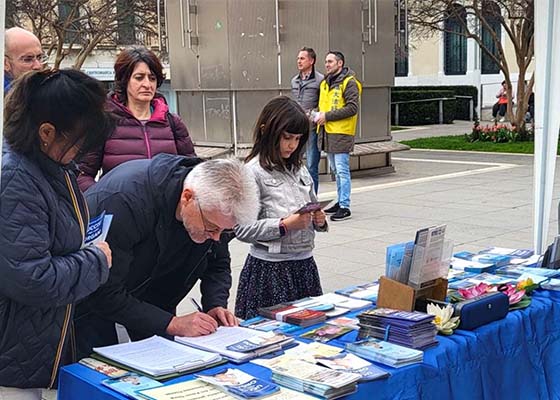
[4,69,114,161]
[246,96,310,171]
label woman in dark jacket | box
[0,69,113,399]
[77,46,195,192]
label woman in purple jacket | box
[78,46,195,191]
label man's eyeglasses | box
[5,53,48,65]
[195,199,235,237]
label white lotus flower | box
[426,303,460,335]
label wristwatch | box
[279,219,288,237]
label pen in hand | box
[190,297,203,312]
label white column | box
[533,0,560,253]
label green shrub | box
[391,90,456,126]
[393,85,478,121]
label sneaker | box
[499,117,506,122]
[330,208,351,221]
[324,202,340,214]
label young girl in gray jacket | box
[234,96,328,320]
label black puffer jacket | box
[0,146,110,389]
[75,154,233,355]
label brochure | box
[138,379,316,400]
[101,373,163,399]
[239,316,300,334]
[300,325,353,343]
[346,338,424,368]
[226,331,291,353]
[84,211,113,245]
[315,352,390,382]
[78,357,129,378]
[196,368,279,399]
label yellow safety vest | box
[318,75,362,136]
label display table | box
[58,291,560,400]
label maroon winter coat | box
[77,92,196,191]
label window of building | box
[395,0,408,77]
[481,1,502,74]
[117,0,136,45]
[444,4,467,75]
[58,1,82,44]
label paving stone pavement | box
[178,125,559,314]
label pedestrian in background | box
[291,47,324,193]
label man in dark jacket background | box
[291,47,324,193]
[74,154,258,357]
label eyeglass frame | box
[5,53,48,65]
[194,198,235,238]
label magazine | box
[101,373,162,399]
[78,357,129,378]
[196,368,279,399]
[300,325,353,343]
[226,331,291,353]
[240,316,300,334]
[315,352,390,382]
[346,338,423,368]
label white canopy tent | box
[533,0,560,253]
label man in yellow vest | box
[315,51,362,221]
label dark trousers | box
[492,102,507,118]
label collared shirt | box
[300,71,311,81]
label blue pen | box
[190,297,203,312]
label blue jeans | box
[327,152,351,209]
[306,129,320,193]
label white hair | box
[184,158,259,225]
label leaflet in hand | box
[196,368,279,399]
[101,373,163,400]
[85,211,113,245]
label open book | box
[92,336,222,378]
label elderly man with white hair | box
[74,154,259,358]
[4,27,45,91]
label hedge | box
[392,85,478,122]
[391,90,456,125]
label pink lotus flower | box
[458,283,493,299]
[499,283,526,305]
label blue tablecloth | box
[58,291,560,400]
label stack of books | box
[346,338,424,368]
[258,303,326,327]
[265,357,361,400]
[356,308,437,350]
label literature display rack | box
[376,276,448,312]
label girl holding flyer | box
[234,96,328,320]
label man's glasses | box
[195,199,235,238]
[5,53,48,65]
